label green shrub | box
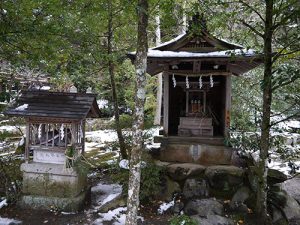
[117,114,133,129]
[0,131,17,141]
[169,214,197,225]
[111,159,166,203]
[0,155,23,203]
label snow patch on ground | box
[0,217,22,225]
[0,198,8,209]
[94,207,144,225]
[97,99,109,109]
[0,125,22,133]
[90,183,122,211]
[15,104,28,111]
[272,116,300,130]
[158,200,175,214]
[85,129,118,144]
[269,159,300,176]
[94,207,127,225]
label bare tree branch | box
[240,20,264,38]
[238,0,265,23]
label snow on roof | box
[152,32,186,49]
[219,38,244,48]
[145,48,256,58]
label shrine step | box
[154,136,225,146]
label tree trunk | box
[256,0,273,224]
[154,13,162,125]
[174,1,187,35]
[107,0,127,159]
[125,0,148,224]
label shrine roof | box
[151,31,244,51]
[4,91,101,121]
[127,29,263,76]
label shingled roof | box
[128,16,263,76]
[5,91,101,121]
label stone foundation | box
[20,162,89,211]
[159,143,234,165]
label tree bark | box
[107,0,127,159]
[154,13,162,125]
[125,0,148,224]
[256,0,273,224]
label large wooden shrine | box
[128,17,263,164]
[5,91,101,211]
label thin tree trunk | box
[256,0,273,224]
[107,0,127,159]
[174,1,187,35]
[125,0,148,224]
[154,13,162,125]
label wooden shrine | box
[5,90,101,211]
[128,16,263,164]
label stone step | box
[154,135,225,146]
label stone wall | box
[20,162,89,212]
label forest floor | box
[0,123,299,224]
[0,169,173,225]
[0,127,173,225]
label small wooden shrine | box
[128,16,263,164]
[5,90,101,211]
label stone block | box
[160,144,233,165]
[183,178,209,199]
[21,162,86,198]
[205,165,244,192]
[19,189,89,212]
[184,198,223,216]
[167,163,206,181]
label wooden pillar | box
[163,72,169,136]
[71,123,77,145]
[185,90,189,115]
[25,122,30,163]
[82,120,85,155]
[45,124,49,147]
[224,75,232,138]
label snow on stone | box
[158,200,175,214]
[119,159,129,169]
[15,104,28,111]
[0,198,8,209]
[91,183,122,210]
[40,86,50,90]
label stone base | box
[20,162,90,211]
[19,188,90,212]
[160,143,233,165]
